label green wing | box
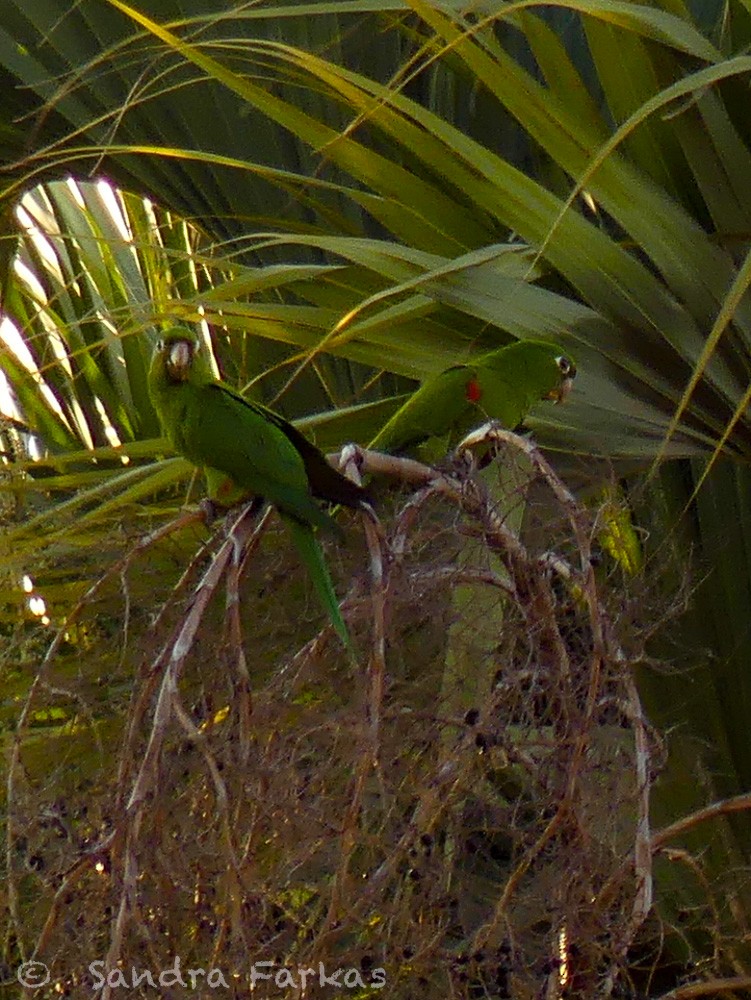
[178,382,334,533]
[201,380,366,509]
[186,386,353,642]
[369,365,476,453]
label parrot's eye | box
[556,355,576,378]
[156,338,164,351]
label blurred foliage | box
[4,438,681,999]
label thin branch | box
[655,976,751,999]
[652,793,751,850]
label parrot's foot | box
[455,420,537,466]
[337,443,378,505]
[359,498,379,523]
[199,497,221,525]
[200,495,266,527]
[338,442,365,478]
[451,447,479,477]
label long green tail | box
[285,516,351,648]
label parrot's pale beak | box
[547,376,575,404]
[166,340,193,382]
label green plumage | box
[148,328,368,647]
[369,339,576,454]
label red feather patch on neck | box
[465,377,482,403]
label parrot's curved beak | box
[547,375,575,404]
[165,340,194,382]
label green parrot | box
[148,328,369,647]
[369,339,576,454]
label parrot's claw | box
[452,448,477,476]
[359,498,379,522]
[199,497,220,525]
[338,442,365,475]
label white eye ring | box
[556,355,575,377]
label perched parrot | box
[148,328,369,647]
[369,339,576,454]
